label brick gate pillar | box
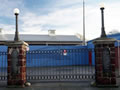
[93,38,117,87]
[5,41,28,87]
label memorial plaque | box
[11,49,19,75]
[102,48,111,73]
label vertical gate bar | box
[34,51,36,76]
[81,49,82,75]
[40,50,44,80]
[52,50,54,78]
[81,49,83,79]
[78,49,81,75]
[72,49,75,80]
[62,49,64,80]
[33,51,35,78]
[30,51,32,77]
[35,51,37,76]
[39,51,41,79]
[52,50,54,80]
[64,49,66,81]
[36,50,39,78]
[59,49,61,81]
[75,49,77,76]
[53,50,57,80]
[64,49,66,80]
[40,51,42,77]
[42,50,44,78]
[53,50,55,80]
[45,50,47,76]
[72,49,74,79]
[49,50,51,80]
[2,52,3,79]
[55,50,57,80]
[38,51,40,78]
[3,52,5,79]
[76,49,78,78]
[45,50,49,80]
[79,49,81,75]
[89,49,91,76]
[76,49,78,77]
[81,48,84,76]
[85,49,87,77]
[77,49,80,79]
[55,50,58,80]
[81,49,83,76]
[69,49,71,78]
[2,52,5,80]
[5,52,7,78]
[90,48,92,77]
[67,49,69,76]
[73,49,75,79]
[50,50,52,80]
[48,50,50,79]
[36,51,37,78]
[32,51,34,76]
[90,49,92,75]
[75,49,77,78]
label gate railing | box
[0,48,95,81]
[0,51,7,81]
[26,48,95,81]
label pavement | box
[0,81,120,90]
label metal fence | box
[0,48,95,82]
[26,48,95,82]
[0,51,7,81]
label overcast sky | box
[0,0,120,40]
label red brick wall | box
[95,43,116,85]
[7,45,27,86]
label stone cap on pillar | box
[93,37,116,45]
[4,40,28,47]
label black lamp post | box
[14,8,20,41]
[100,4,107,38]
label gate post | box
[5,41,28,87]
[93,38,117,87]
[4,8,29,87]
